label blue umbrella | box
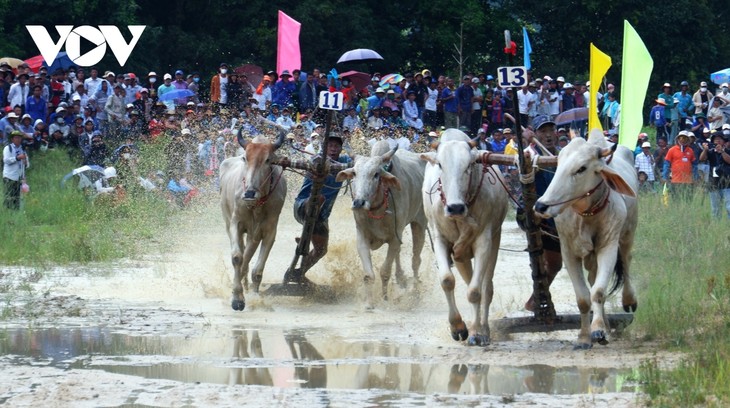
[711,68,730,85]
[337,48,384,64]
[43,52,76,73]
[158,89,195,101]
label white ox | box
[534,130,638,349]
[336,141,427,308]
[420,129,509,346]
[220,131,287,311]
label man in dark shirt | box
[455,76,474,130]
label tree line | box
[1,0,727,96]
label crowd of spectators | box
[1,59,729,218]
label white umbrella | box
[337,48,384,64]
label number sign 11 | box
[318,91,344,111]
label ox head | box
[237,129,286,201]
[420,129,479,218]
[534,129,636,218]
[336,142,400,210]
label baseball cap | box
[175,70,183,76]
[563,82,573,89]
[148,71,157,77]
[700,81,708,87]
[662,82,671,88]
[680,80,689,86]
[163,73,172,80]
[55,106,66,113]
[532,115,555,130]
[181,128,192,135]
[722,124,730,130]
[140,88,149,93]
[556,76,565,82]
[471,77,480,84]
[641,142,651,148]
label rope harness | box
[241,165,285,208]
[436,152,495,208]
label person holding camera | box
[3,131,28,210]
[700,129,730,219]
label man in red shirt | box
[50,70,65,109]
[662,130,695,201]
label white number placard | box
[318,91,344,111]
[497,66,528,88]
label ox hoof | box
[467,334,490,347]
[591,330,609,345]
[450,328,469,342]
[623,303,638,313]
[231,299,246,311]
[573,342,593,350]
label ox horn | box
[273,130,286,150]
[598,141,618,158]
[237,127,248,149]
[381,145,398,162]
[468,136,479,149]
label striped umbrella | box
[379,73,404,87]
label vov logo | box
[26,25,146,67]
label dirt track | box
[0,195,677,407]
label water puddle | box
[0,327,638,396]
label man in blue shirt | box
[290,134,352,279]
[441,77,458,128]
[366,88,386,113]
[674,80,693,131]
[649,98,668,140]
[272,70,297,108]
[454,75,473,130]
[25,85,47,124]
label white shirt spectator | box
[517,89,533,115]
[425,87,438,112]
[3,142,28,181]
[253,87,271,110]
[8,82,29,109]
[343,114,361,132]
[367,115,383,129]
[219,75,228,104]
[276,114,295,130]
[84,77,102,94]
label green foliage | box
[0,148,175,264]
[632,191,730,405]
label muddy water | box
[1,326,635,396]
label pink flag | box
[277,11,301,75]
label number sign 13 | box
[497,66,527,88]
[318,91,344,111]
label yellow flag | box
[618,20,654,150]
[589,43,612,132]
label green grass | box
[0,145,176,265]
[631,189,730,406]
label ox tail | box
[608,249,624,295]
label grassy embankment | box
[632,187,730,406]
[0,141,176,265]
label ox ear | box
[335,168,355,183]
[600,166,636,197]
[381,171,402,191]
[420,152,438,165]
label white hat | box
[148,71,157,77]
[310,132,320,139]
[556,76,565,82]
[722,83,729,88]
[181,128,192,135]
[471,77,480,84]
[702,128,710,134]
[72,94,81,101]
[55,106,66,113]
[163,73,172,80]
[428,131,437,137]
[375,87,385,93]
[104,71,115,77]
[103,167,117,178]
[543,75,552,81]
[563,82,573,89]
[387,89,395,94]
[662,82,671,88]
[126,103,134,108]
[723,124,730,130]
[585,81,591,87]
[21,113,31,120]
[7,112,18,119]
[700,81,708,87]
[641,142,651,148]
[186,101,195,106]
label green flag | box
[619,20,653,150]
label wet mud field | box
[0,198,678,407]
